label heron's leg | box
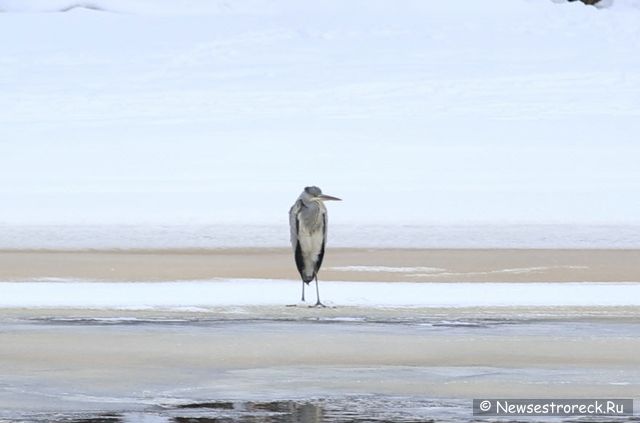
[314,275,326,307]
[301,280,305,302]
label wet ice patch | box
[2,397,473,422]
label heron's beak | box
[318,194,342,201]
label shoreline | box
[1,304,640,321]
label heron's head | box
[302,186,342,202]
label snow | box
[0,0,639,226]
[1,280,639,308]
[0,0,279,15]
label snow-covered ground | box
[2,280,640,308]
[1,0,639,226]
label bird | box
[289,186,341,307]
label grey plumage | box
[289,186,341,306]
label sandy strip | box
[0,248,638,282]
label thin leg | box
[301,280,305,302]
[314,275,326,307]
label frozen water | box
[2,279,640,308]
[1,224,638,249]
[0,1,639,226]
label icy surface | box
[0,0,639,226]
[1,224,639,249]
[1,280,639,308]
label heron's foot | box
[310,301,327,308]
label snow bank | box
[1,280,639,308]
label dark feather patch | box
[294,215,312,284]
[313,212,327,277]
[295,241,311,283]
[314,241,325,276]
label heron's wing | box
[288,199,302,250]
[323,210,328,244]
[289,199,309,281]
[313,211,327,275]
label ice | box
[0,0,639,226]
[1,224,638,249]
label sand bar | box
[0,248,638,282]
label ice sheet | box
[1,280,639,308]
[1,224,638,249]
[1,0,639,226]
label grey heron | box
[289,186,341,307]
